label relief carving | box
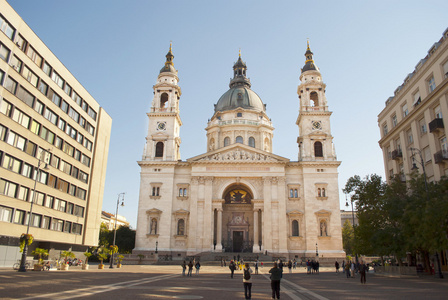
[199,148,277,162]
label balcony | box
[391,150,403,160]
[434,150,448,164]
[429,118,444,133]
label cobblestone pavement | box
[0,265,446,299]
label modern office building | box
[378,28,448,183]
[0,0,112,267]
[134,43,345,261]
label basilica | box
[134,43,345,260]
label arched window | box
[177,219,185,235]
[183,188,187,196]
[294,189,298,198]
[155,142,164,157]
[289,189,294,198]
[292,220,299,236]
[249,137,255,148]
[153,187,156,196]
[322,188,326,197]
[224,137,230,147]
[160,93,168,108]
[317,188,321,197]
[314,141,323,157]
[150,218,158,234]
[310,91,318,107]
[236,136,243,144]
[179,188,183,197]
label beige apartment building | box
[378,27,448,183]
[0,0,112,267]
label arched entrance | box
[220,184,254,252]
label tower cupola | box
[160,42,176,74]
[230,50,251,88]
[301,40,320,73]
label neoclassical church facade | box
[134,43,345,260]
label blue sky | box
[8,0,448,228]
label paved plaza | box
[0,265,446,299]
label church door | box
[233,231,244,252]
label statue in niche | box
[150,218,158,234]
[320,221,327,236]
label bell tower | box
[296,41,337,161]
[143,43,182,161]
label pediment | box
[146,208,162,215]
[187,144,290,163]
[287,210,304,216]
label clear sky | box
[7,0,448,228]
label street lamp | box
[315,243,318,258]
[345,193,358,264]
[409,147,443,279]
[155,241,158,254]
[109,193,125,269]
[18,149,50,272]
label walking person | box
[335,260,339,273]
[360,261,367,284]
[254,260,259,275]
[181,260,186,276]
[269,262,282,299]
[195,261,201,275]
[288,260,292,273]
[350,261,355,278]
[229,260,236,278]
[345,261,351,278]
[243,263,253,299]
[187,260,193,276]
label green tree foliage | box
[342,219,354,255]
[344,173,448,270]
[98,223,135,254]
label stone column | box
[262,177,272,252]
[252,209,259,253]
[216,208,223,251]
[187,177,199,254]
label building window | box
[249,137,255,148]
[10,55,22,73]
[428,76,436,93]
[64,83,72,96]
[22,65,39,87]
[26,46,42,67]
[13,209,25,224]
[237,112,242,117]
[434,105,442,119]
[177,219,185,235]
[423,147,431,163]
[51,71,64,89]
[391,114,398,127]
[44,108,58,125]
[407,130,413,145]
[152,187,160,196]
[236,136,243,144]
[314,141,323,157]
[6,131,26,151]
[4,76,17,94]
[291,220,299,237]
[0,42,10,62]
[0,205,13,222]
[419,119,427,135]
[382,124,388,135]
[12,108,30,128]
[0,15,15,39]
[402,103,408,117]
[443,60,448,78]
[0,179,17,198]
[224,137,230,147]
[155,142,164,157]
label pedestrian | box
[288,260,292,273]
[342,260,345,270]
[345,261,351,278]
[278,259,283,277]
[306,260,311,274]
[188,260,193,276]
[229,260,236,278]
[269,262,282,299]
[293,259,297,269]
[335,260,340,273]
[254,260,259,275]
[195,261,201,275]
[181,260,186,276]
[360,261,367,284]
[350,261,355,278]
[243,263,253,299]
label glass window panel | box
[4,76,17,94]
[0,99,12,116]
[16,86,35,107]
[14,210,25,224]
[25,141,37,157]
[17,186,29,201]
[0,42,10,61]
[43,61,51,76]
[0,206,13,222]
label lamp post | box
[345,193,358,264]
[155,241,158,254]
[410,147,443,279]
[315,243,318,259]
[109,193,125,269]
[18,149,50,272]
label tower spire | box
[301,40,319,73]
[230,50,251,88]
[160,42,176,74]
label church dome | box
[215,86,265,112]
[214,52,265,113]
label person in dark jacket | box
[269,262,282,299]
[229,260,236,278]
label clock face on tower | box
[312,121,322,130]
[157,122,166,131]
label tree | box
[115,226,136,253]
[99,223,111,248]
[32,248,49,264]
[342,220,354,255]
